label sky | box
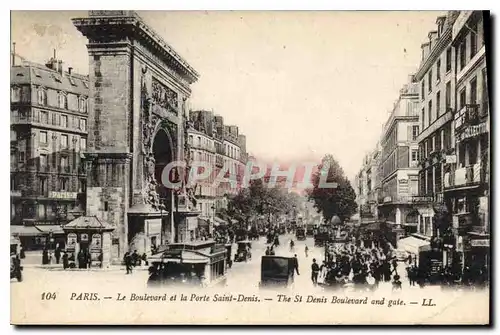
[10,10,445,181]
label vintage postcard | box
[10,10,490,325]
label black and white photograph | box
[9,9,491,325]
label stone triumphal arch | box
[72,10,200,262]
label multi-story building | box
[377,79,421,245]
[10,53,89,250]
[355,144,381,222]
[415,11,459,241]
[188,110,217,235]
[445,11,490,271]
[223,125,243,196]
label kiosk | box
[63,216,115,269]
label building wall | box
[10,59,89,226]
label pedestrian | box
[124,252,133,274]
[42,248,49,265]
[77,250,85,269]
[19,245,25,259]
[311,258,320,285]
[62,250,69,270]
[305,246,309,258]
[132,250,139,266]
[55,247,61,265]
[293,254,300,275]
[265,246,271,256]
[392,274,402,291]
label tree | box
[307,154,358,223]
[227,179,302,223]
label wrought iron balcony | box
[455,104,480,132]
[444,163,485,190]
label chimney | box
[68,67,73,75]
[408,74,415,83]
[428,31,438,49]
[57,60,63,74]
[421,42,430,61]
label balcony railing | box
[59,166,71,173]
[444,163,484,189]
[455,104,480,131]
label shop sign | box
[91,234,102,250]
[458,123,488,142]
[49,191,78,199]
[445,155,457,164]
[470,239,489,247]
[146,219,162,236]
[80,233,89,242]
[383,196,392,203]
[67,233,77,250]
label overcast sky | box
[11,10,444,181]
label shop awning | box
[36,225,65,234]
[397,236,431,255]
[11,225,43,236]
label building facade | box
[445,11,490,271]
[10,53,89,250]
[377,79,421,244]
[415,11,459,242]
[355,144,381,222]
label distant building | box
[10,52,89,250]
[377,78,421,244]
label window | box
[61,115,68,128]
[104,201,109,211]
[58,94,67,109]
[79,179,87,193]
[421,108,425,129]
[188,135,193,145]
[39,154,47,168]
[459,40,467,70]
[19,151,25,163]
[470,21,478,58]
[412,125,419,140]
[11,86,21,102]
[39,177,47,195]
[59,178,68,191]
[39,131,47,144]
[411,150,419,162]
[428,70,432,93]
[470,77,477,105]
[11,175,17,190]
[482,68,489,116]
[436,59,441,82]
[445,81,451,109]
[37,88,46,105]
[80,138,87,151]
[428,99,433,124]
[61,134,68,148]
[79,98,88,113]
[436,91,441,118]
[421,80,425,99]
[79,119,87,131]
[60,156,68,167]
[446,47,452,72]
[459,88,467,110]
[40,111,48,124]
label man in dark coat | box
[62,251,69,270]
[293,254,300,275]
[54,247,61,264]
[311,258,320,285]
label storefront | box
[63,216,115,269]
[465,234,489,271]
[11,223,65,251]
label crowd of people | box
[313,241,405,291]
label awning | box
[36,225,65,234]
[397,236,431,255]
[11,225,43,236]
